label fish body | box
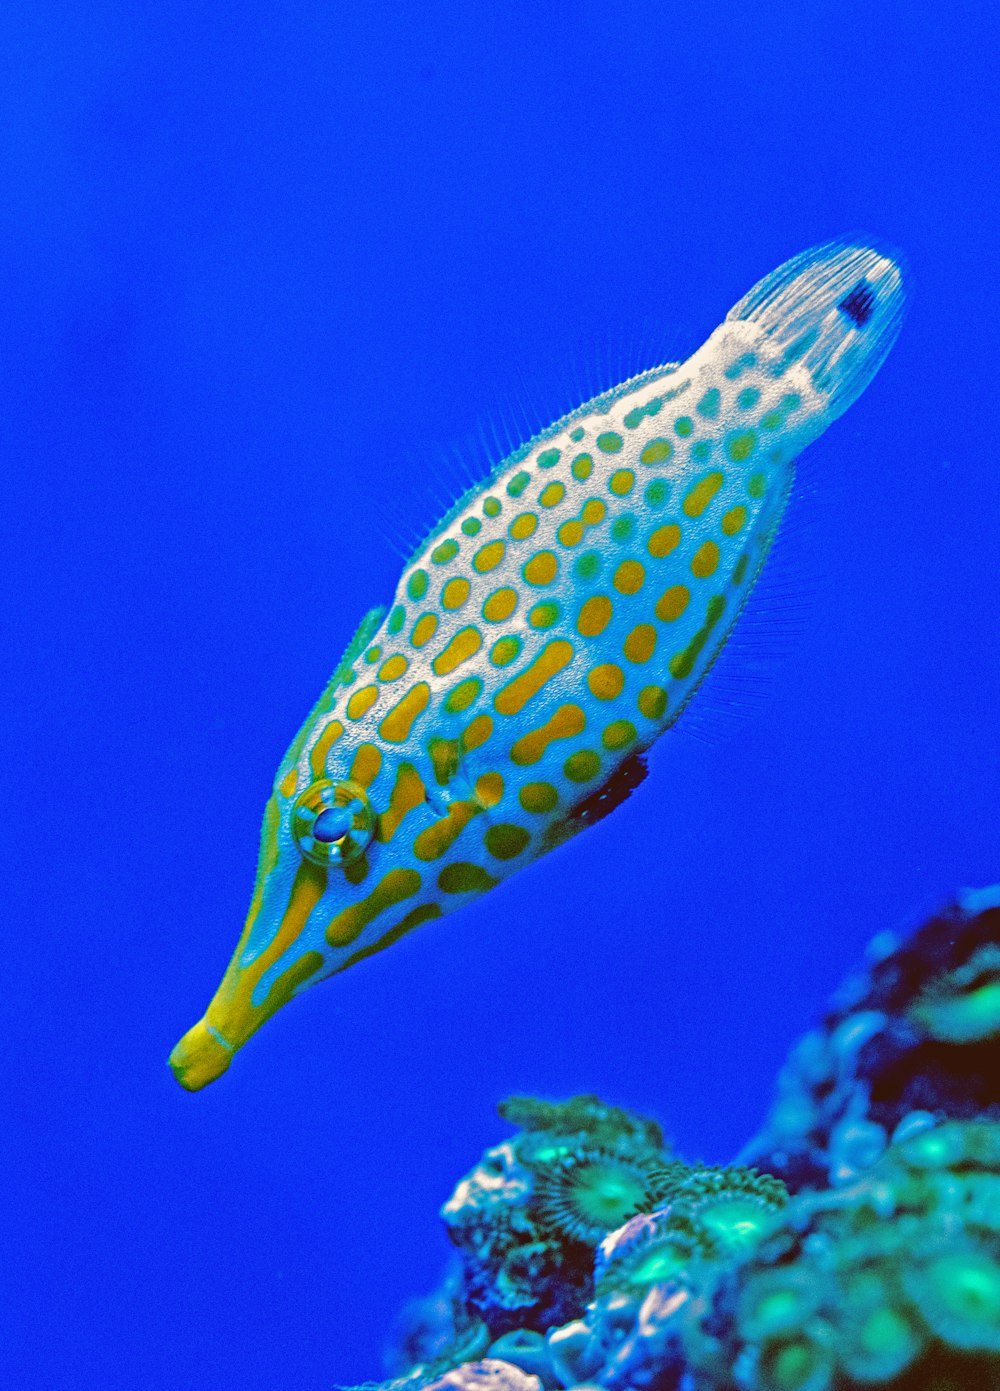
[170,240,906,1090]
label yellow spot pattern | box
[462,713,493,752]
[347,685,379,720]
[539,482,565,507]
[572,453,594,481]
[335,904,443,975]
[558,498,606,547]
[350,743,382,787]
[510,703,586,765]
[683,471,725,517]
[565,749,601,782]
[326,868,422,947]
[310,719,344,778]
[490,637,521,666]
[475,772,505,807]
[610,469,635,496]
[647,524,681,558]
[495,639,573,715]
[520,781,558,813]
[438,862,498,894]
[484,823,530,859]
[444,678,481,713]
[603,719,636,750]
[411,614,438,648]
[509,512,538,540]
[524,550,558,586]
[727,431,757,462]
[279,770,299,798]
[691,540,720,578]
[624,624,657,663]
[588,663,624,700]
[442,577,471,610]
[433,626,482,676]
[577,594,613,637]
[638,685,668,720]
[379,682,431,742]
[429,737,460,786]
[529,602,560,629]
[483,587,518,622]
[474,540,506,573]
[614,560,645,594]
[641,439,672,465]
[379,654,409,681]
[378,762,426,842]
[413,801,481,862]
[656,585,690,621]
[722,505,747,535]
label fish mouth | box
[727,238,908,416]
[169,1020,235,1091]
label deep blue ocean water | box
[3,4,998,1386]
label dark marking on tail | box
[838,280,876,328]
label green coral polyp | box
[656,1166,789,1261]
[905,1246,1000,1352]
[759,1327,834,1391]
[739,1269,825,1342]
[626,1242,690,1287]
[535,1154,656,1245]
[909,945,1000,1043]
[839,1301,922,1382]
[697,1196,782,1250]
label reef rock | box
[376,886,1000,1390]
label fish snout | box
[726,238,908,417]
[169,1019,234,1091]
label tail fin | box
[727,239,908,417]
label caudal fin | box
[727,239,908,417]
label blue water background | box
[3,3,999,1385]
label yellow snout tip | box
[169,1019,234,1092]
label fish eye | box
[291,779,375,868]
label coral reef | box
[741,884,1000,1191]
[371,886,1000,1390]
[436,1094,678,1342]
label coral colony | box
[376,888,1000,1390]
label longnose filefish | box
[170,239,906,1090]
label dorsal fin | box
[397,361,683,568]
[332,605,387,688]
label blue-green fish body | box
[171,240,905,1089]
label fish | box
[169,239,906,1090]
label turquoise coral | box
[740,884,1000,1192]
[435,1094,677,1343]
[374,888,1000,1389]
